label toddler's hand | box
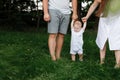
[82,17,88,23]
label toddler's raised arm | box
[82,22,87,31]
[71,20,75,29]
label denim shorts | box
[48,9,70,34]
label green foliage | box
[109,0,120,14]
[0,30,120,80]
[0,0,38,30]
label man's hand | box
[44,13,50,22]
[72,14,78,20]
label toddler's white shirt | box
[70,28,84,54]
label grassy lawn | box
[0,30,120,80]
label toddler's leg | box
[79,54,83,61]
[71,54,76,61]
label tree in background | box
[36,0,43,31]
[0,0,96,31]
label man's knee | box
[58,33,65,38]
[49,34,57,38]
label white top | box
[49,0,71,14]
[70,21,87,54]
[70,28,84,54]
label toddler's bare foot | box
[79,58,83,61]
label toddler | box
[70,20,87,61]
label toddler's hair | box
[73,19,82,27]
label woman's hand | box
[82,17,88,23]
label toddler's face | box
[74,21,82,32]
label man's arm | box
[42,0,50,21]
[72,0,78,20]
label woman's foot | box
[114,64,120,69]
[100,58,105,65]
[71,59,75,62]
[100,61,104,65]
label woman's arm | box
[82,22,87,31]
[82,0,101,22]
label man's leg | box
[100,44,106,64]
[48,33,57,61]
[56,33,65,59]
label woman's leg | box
[100,44,106,64]
[48,33,57,61]
[114,50,120,68]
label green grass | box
[0,30,120,80]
